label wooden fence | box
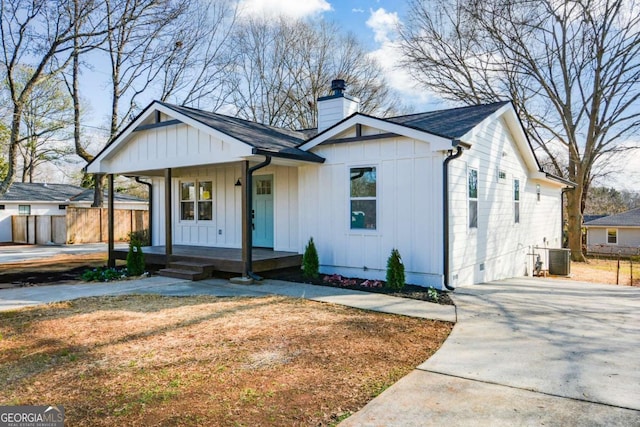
[12,215,67,244]
[12,207,148,244]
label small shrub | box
[81,267,128,282]
[126,232,146,276]
[385,248,405,291]
[302,237,319,279]
[427,287,439,303]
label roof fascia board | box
[300,114,454,151]
[530,171,575,188]
[584,225,640,228]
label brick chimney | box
[317,79,360,132]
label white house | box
[86,80,571,289]
[584,208,640,256]
[0,182,147,243]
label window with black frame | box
[350,167,377,230]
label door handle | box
[252,223,255,230]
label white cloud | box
[366,8,439,110]
[366,7,399,44]
[352,8,365,13]
[237,0,332,20]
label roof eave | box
[252,148,325,163]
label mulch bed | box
[261,267,454,306]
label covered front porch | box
[114,244,302,275]
[86,100,323,281]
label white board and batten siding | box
[300,134,445,287]
[150,164,299,252]
[448,116,563,286]
[0,203,68,242]
[97,122,252,175]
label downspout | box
[244,155,272,280]
[443,143,464,291]
[135,177,152,245]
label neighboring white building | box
[584,208,640,256]
[86,80,571,289]
[0,182,147,243]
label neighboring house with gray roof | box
[0,182,147,242]
[86,80,570,288]
[584,208,640,256]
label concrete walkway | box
[341,278,640,426]
[0,276,456,322]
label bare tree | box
[17,68,74,182]
[66,0,238,206]
[232,18,404,130]
[0,0,109,195]
[157,0,239,110]
[400,0,640,261]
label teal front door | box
[252,174,274,248]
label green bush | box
[302,237,319,279]
[81,267,127,282]
[126,232,146,276]
[386,248,405,291]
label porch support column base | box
[230,276,254,285]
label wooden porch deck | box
[114,245,302,274]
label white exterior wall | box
[150,163,298,252]
[448,117,563,286]
[99,123,251,174]
[587,227,640,255]
[300,135,444,287]
[0,202,67,242]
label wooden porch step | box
[157,268,210,281]
[169,260,217,273]
[157,260,217,281]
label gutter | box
[135,177,152,245]
[244,155,272,280]
[443,142,464,291]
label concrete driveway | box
[342,278,640,426]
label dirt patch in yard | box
[0,295,452,426]
[0,253,110,287]
[562,258,640,286]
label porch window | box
[514,179,520,224]
[468,168,478,228]
[181,180,213,221]
[607,229,617,245]
[198,181,213,221]
[180,182,195,221]
[350,166,376,230]
[18,205,31,215]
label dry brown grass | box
[566,257,640,286]
[0,295,452,426]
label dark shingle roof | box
[0,183,146,203]
[584,208,640,227]
[386,101,511,139]
[0,183,87,202]
[159,103,324,163]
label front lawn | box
[0,295,452,426]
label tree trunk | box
[566,188,586,262]
[92,174,105,207]
[0,104,24,195]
